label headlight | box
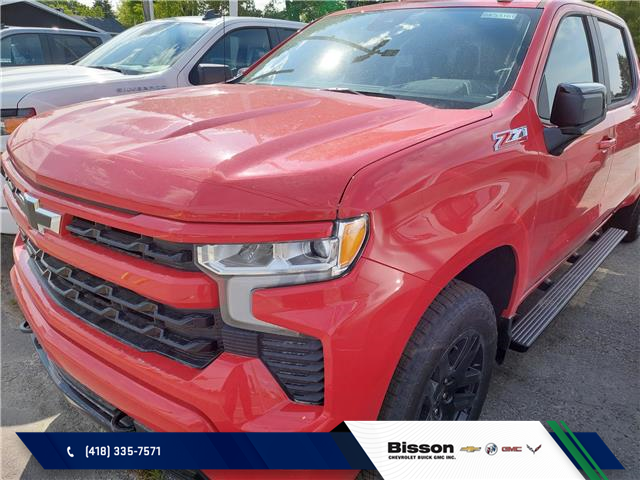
[196,215,368,279]
[196,216,368,336]
[0,108,36,136]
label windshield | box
[243,8,541,109]
[77,21,209,75]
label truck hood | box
[8,84,491,223]
[0,65,121,107]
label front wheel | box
[378,280,497,421]
[357,281,498,480]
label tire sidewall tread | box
[378,280,498,422]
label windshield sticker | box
[481,12,518,20]
[116,85,167,93]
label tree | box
[114,0,382,27]
[261,0,380,22]
[261,0,284,19]
[153,0,202,18]
[117,0,236,26]
[239,0,262,17]
[273,1,346,22]
[345,0,383,8]
[42,0,96,16]
[93,0,115,18]
[594,0,639,53]
[116,0,144,26]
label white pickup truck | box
[0,14,303,233]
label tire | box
[609,197,640,243]
[357,281,497,480]
[379,279,497,421]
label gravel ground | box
[1,233,638,480]
[1,234,135,480]
[482,237,640,479]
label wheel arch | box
[454,245,519,364]
[455,245,518,318]
[419,226,529,364]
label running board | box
[510,228,627,351]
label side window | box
[277,28,297,43]
[538,16,595,120]
[83,36,103,49]
[0,34,45,66]
[49,34,101,64]
[597,20,633,104]
[193,28,271,81]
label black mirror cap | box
[550,82,606,135]
[194,64,232,85]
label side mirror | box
[544,82,607,156]
[550,82,606,135]
[194,64,232,85]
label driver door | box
[529,11,616,282]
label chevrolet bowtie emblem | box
[460,446,481,453]
[18,192,61,234]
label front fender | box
[340,108,539,318]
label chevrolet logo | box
[13,187,61,234]
[460,446,481,453]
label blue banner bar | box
[550,432,625,470]
[17,432,375,470]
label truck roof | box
[333,0,625,25]
[0,25,109,36]
[157,16,305,28]
[336,0,542,14]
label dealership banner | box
[346,420,622,479]
[18,421,622,479]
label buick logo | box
[17,191,61,234]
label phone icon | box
[67,446,74,458]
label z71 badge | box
[492,126,528,151]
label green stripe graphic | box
[560,421,608,480]
[547,421,601,480]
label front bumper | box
[6,158,433,434]
[30,334,139,432]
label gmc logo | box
[502,446,522,452]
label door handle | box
[597,137,617,150]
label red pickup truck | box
[3,0,639,447]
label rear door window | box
[0,33,46,66]
[48,34,102,64]
[277,28,298,43]
[597,20,633,104]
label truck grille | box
[23,235,325,404]
[67,217,198,271]
[25,238,222,368]
[261,334,324,405]
[222,327,324,405]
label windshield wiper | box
[245,68,294,82]
[323,87,396,99]
[87,65,125,74]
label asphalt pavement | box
[1,233,638,480]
